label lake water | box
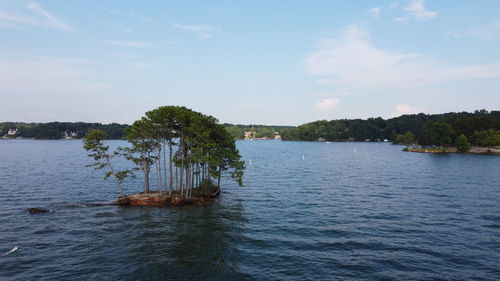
[0,139,499,280]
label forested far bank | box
[0,122,129,139]
[0,121,294,140]
[280,110,500,147]
[223,124,295,139]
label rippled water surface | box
[1,139,499,280]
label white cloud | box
[448,20,500,40]
[0,2,74,31]
[26,2,74,31]
[305,25,500,91]
[173,23,221,38]
[390,104,425,117]
[368,7,381,18]
[105,40,150,48]
[315,98,340,112]
[394,0,436,22]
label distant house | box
[7,128,17,136]
[244,131,255,139]
[274,132,281,140]
[64,131,79,139]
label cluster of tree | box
[223,124,294,139]
[280,117,387,142]
[280,110,500,147]
[0,122,128,139]
[83,106,245,199]
[394,131,415,144]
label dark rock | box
[28,208,51,214]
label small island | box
[83,106,244,206]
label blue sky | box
[1,0,499,125]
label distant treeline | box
[223,124,295,139]
[0,122,129,139]
[0,121,291,140]
[280,110,500,146]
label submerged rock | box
[28,208,51,214]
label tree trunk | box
[191,163,195,197]
[169,137,173,195]
[217,164,222,189]
[162,138,167,193]
[144,159,150,194]
[105,156,126,198]
[154,148,161,191]
[186,163,190,198]
[180,130,184,198]
[175,166,178,193]
[156,145,162,193]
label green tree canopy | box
[83,106,245,199]
[455,134,470,153]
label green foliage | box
[405,131,414,144]
[224,125,245,139]
[395,134,406,144]
[223,124,293,139]
[82,107,246,198]
[83,129,109,163]
[455,134,470,153]
[83,129,129,196]
[472,129,500,147]
[394,131,415,144]
[430,122,455,146]
[145,106,245,188]
[1,122,128,139]
[280,110,500,147]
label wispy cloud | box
[97,6,152,23]
[0,2,74,31]
[394,0,436,22]
[315,98,340,112]
[26,2,74,31]
[173,23,221,38]
[105,40,150,48]
[390,104,425,117]
[448,20,500,40]
[368,7,381,18]
[305,25,500,91]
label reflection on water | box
[0,140,499,280]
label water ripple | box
[0,140,499,280]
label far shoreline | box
[404,146,500,155]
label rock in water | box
[28,208,50,214]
